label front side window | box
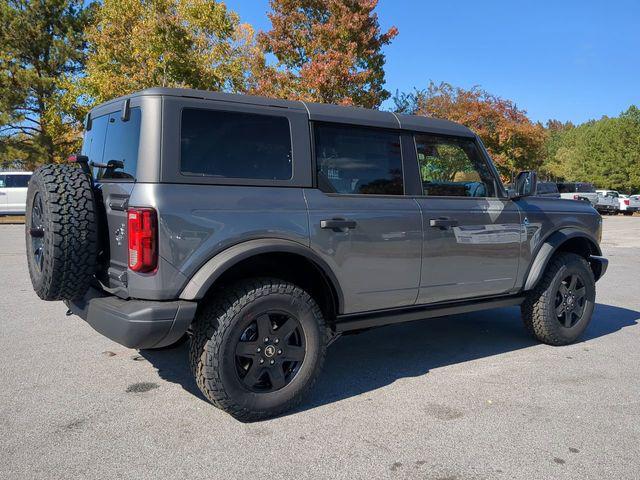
[315,124,403,195]
[415,134,496,197]
[180,108,292,180]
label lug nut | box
[259,359,264,364]
[264,337,269,342]
[274,338,279,344]
[270,359,275,365]
[256,347,261,353]
[277,349,282,355]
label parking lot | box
[1,216,639,480]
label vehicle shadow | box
[139,303,639,414]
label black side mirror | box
[510,171,538,199]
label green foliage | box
[82,0,259,104]
[0,0,94,165]
[543,106,640,192]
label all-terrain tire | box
[189,278,327,421]
[521,252,596,346]
[25,164,98,301]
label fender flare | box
[179,238,344,312]
[523,228,602,291]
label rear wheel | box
[189,278,327,421]
[521,253,596,345]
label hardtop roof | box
[92,87,475,137]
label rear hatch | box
[81,107,142,296]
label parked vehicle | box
[618,193,640,215]
[24,88,608,421]
[535,181,561,198]
[595,189,620,215]
[0,171,32,215]
[557,182,599,206]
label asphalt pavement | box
[1,216,639,479]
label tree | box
[544,106,640,192]
[253,0,398,108]
[394,82,547,178]
[0,0,94,166]
[82,0,260,104]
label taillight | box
[624,199,630,206]
[127,208,158,273]
[573,194,580,200]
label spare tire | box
[25,163,98,301]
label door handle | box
[320,218,357,232]
[429,217,459,230]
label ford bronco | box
[25,88,608,421]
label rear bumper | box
[65,288,197,349]
[589,255,608,282]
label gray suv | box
[25,88,608,421]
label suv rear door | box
[306,122,422,314]
[4,174,31,213]
[407,133,522,304]
[82,103,142,295]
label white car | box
[0,171,32,215]
[595,189,620,215]
[618,193,640,216]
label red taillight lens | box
[573,194,580,200]
[127,208,158,273]
[624,199,630,206]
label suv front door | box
[306,123,422,314]
[409,134,522,304]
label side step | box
[334,295,525,333]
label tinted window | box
[181,109,292,180]
[315,124,403,195]
[576,183,595,193]
[557,182,573,193]
[81,114,108,166]
[99,107,141,180]
[415,134,496,197]
[5,174,30,188]
[536,182,558,194]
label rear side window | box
[82,107,141,181]
[5,174,31,187]
[537,182,558,194]
[314,124,403,195]
[180,108,292,180]
[0,175,6,187]
[415,134,496,197]
[557,183,573,193]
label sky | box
[225,0,640,125]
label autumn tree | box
[253,0,397,108]
[82,0,260,104]
[394,82,547,178]
[0,0,94,166]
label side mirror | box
[511,171,538,198]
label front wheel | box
[521,253,596,346]
[189,278,327,421]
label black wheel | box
[25,164,98,301]
[521,252,596,345]
[623,211,633,216]
[189,278,327,421]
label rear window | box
[82,107,141,181]
[180,108,292,180]
[557,182,595,193]
[576,183,595,193]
